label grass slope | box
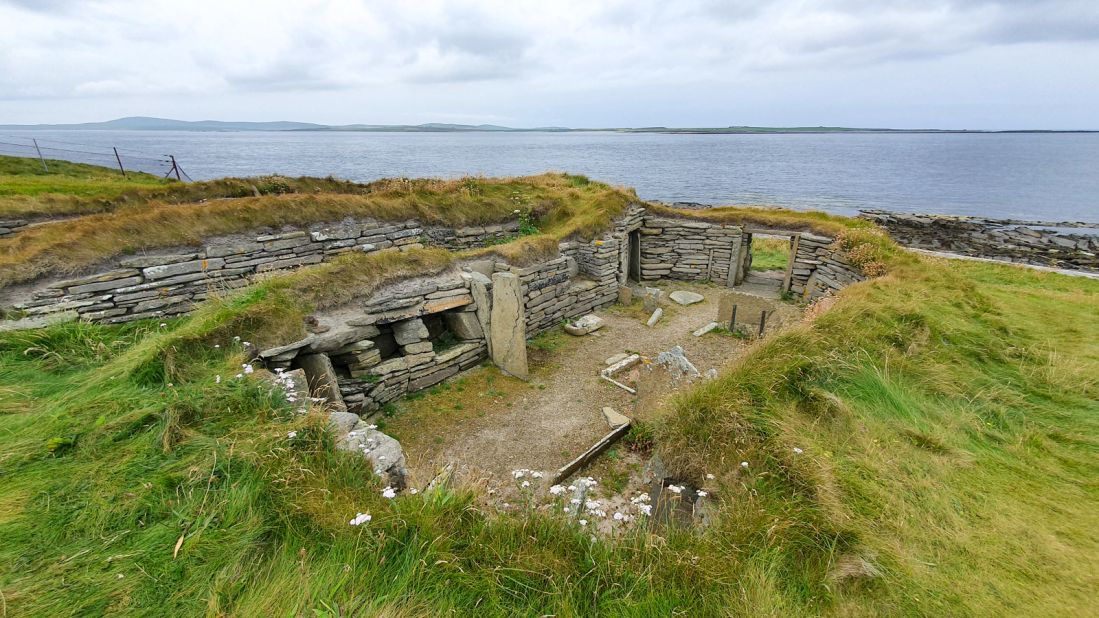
[0,173,633,287]
[1,227,1096,615]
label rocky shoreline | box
[860,210,1099,273]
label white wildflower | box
[740,461,749,468]
[705,473,715,480]
[570,498,581,505]
[696,490,708,498]
[235,373,243,379]
[242,364,254,375]
[579,519,588,526]
[381,486,397,499]
[287,430,297,439]
[637,504,652,516]
[233,336,241,342]
[214,344,220,349]
[549,484,566,495]
[512,469,526,479]
[585,500,601,510]
[793,447,804,455]
[521,480,530,488]
[409,488,418,495]
[613,512,627,521]
[349,512,372,526]
[242,341,251,347]
[215,375,221,384]
[159,323,167,328]
[530,471,544,479]
[666,484,683,494]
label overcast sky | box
[2,0,1097,129]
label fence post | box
[169,155,181,181]
[32,139,48,172]
[758,310,769,337]
[728,304,737,332]
[113,147,127,178]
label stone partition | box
[861,210,1099,272]
[521,241,620,337]
[787,233,865,300]
[637,216,743,283]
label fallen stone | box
[564,314,605,336]
[655,346,700,379]
[339,421,408,489]
[692,322,719,337]
[646,308,663,327]
[669,290,704,305]
[602,406,630,428]
[327,411,361,435]
[0,310,79,332]
[605,352,629,366]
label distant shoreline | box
[1,116,1095,134]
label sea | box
[2,130,1097,223]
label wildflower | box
[215,375,221,384]
[349,512,372,526]
[381,486,397,499]
[512,469,526,479]
[513,209,521,214]
[579,519,588,526]
[563,507,571,513]
[613,512,627,521]
[287,430,297,439]
[567,485,576,491]
[502,503,510,508]
[233,336,241,342]
[366,424,378,430]
[531,471,544,479]
[409,488,418,495]
[549,484,566,495]
[697,490,708,498]
[521,480,530,488]
[666,484,683,494]
[793,447,804,455]
[740,461,749,468]
[242,364,254,375]
[235,373,243,379]
[214,344,220,349]
[242,341,251,347]
[705,473,715,480]
[637,504,652,516]
[159,323,167,328]
[585,500,601,510]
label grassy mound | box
[1,217,1096,615]
[0,172,635,287]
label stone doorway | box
[628,230,641,284]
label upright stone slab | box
[717,293,736,324]
[488,272,528,380]
[466,272,493,357]
[295,353,347,412]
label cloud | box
[0,0,1096,127]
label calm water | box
[3,130,1098,223]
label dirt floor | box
[382,277,801,502]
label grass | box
[0,172,636,287]
[0,155,170,203]
[751,236,792,271]
[647,202,873,237]
[1,165,1097,615]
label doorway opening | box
[627,230,641,284]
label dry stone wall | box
[3,217,520,327]
[0,218,28,238]
[638,217,742,283]
[422,221,521,250]
[521,240,620,336]
[787,233,865,300]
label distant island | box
[1,116,1094,134]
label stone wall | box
[520,240,620,336]
[423,221,521,250]
[787,233,865,300]
[861,210,1099,272]
[3,217,517,327]
[637,216,743,283]
[256,269,490,415]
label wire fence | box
[0,134,191,181]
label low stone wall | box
[862,210,1099,272]
[423,221,521,250]
[638,216,742,283]
[787,233,864,300]
[520,243,619,336]
[3,217,520,326]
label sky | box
[2,0,1098,129]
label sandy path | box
[386,280,798,490]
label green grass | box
[751,237,792,271]
[0,155,170,201]
[1,166,1097,615]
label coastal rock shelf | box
[862,210,1099,272]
